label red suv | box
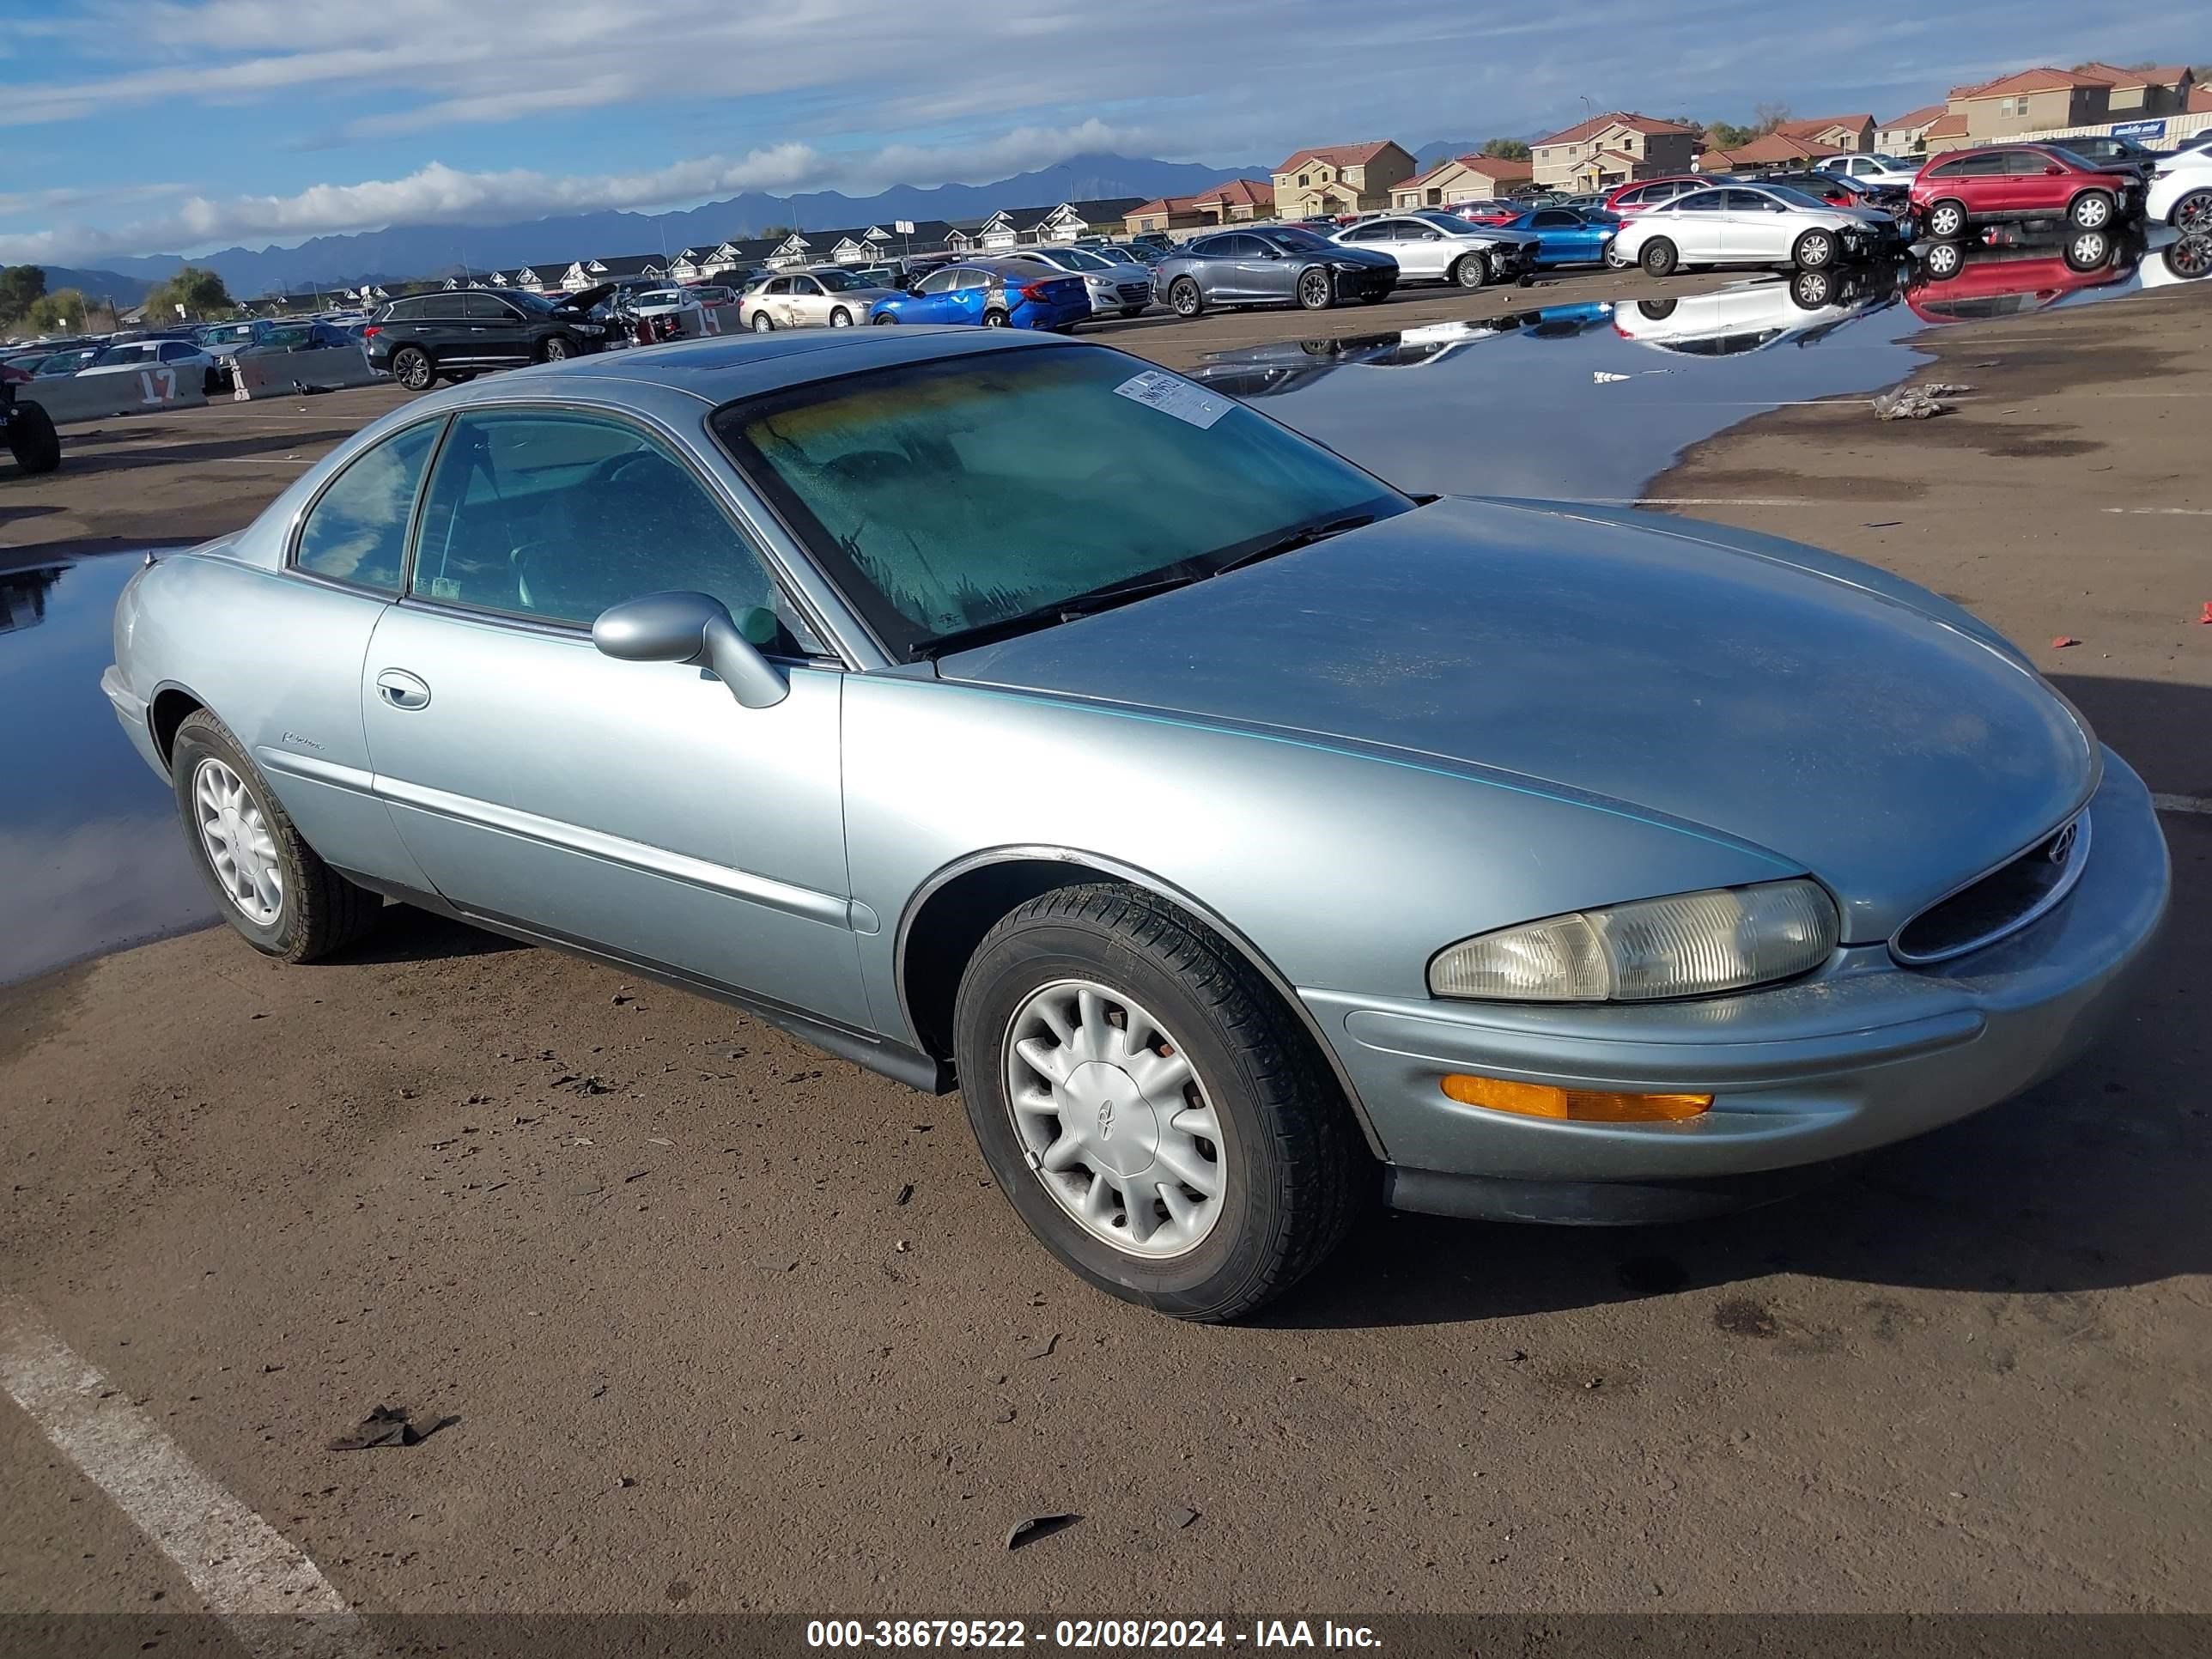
[1910,144,2142,239]
[1604,176,1709,215]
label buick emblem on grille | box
[2046,821,2079,866]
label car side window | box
[408,410,801,642]
[1675,191,1724,211]
[952,269,989,291]
[1724,190,1773,211]
[1533,210,1573,227]
[763,277,791,296]
[293,420,441,593]
[793,276,823,295]
[916,269,959,295]
[160,342,193,361]
[2006,150,2049,173]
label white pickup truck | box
[1816,154,1921,186]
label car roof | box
[437,325,1066,410]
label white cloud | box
[0,123,1167,264]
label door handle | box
[375,669,431,710]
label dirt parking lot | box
[2,264,2209,1637]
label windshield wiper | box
[911,565,1208,660]
[1208,513,1378,577]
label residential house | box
[1035,198,1149,240]
[1126,194,1207,235]
[1529,113,1703,188]
[1698,131,1845,172]
[1271,142,1418,218]
[1776,114,1875,153]
[853,220,957,256]
[979,206,1055,248]
[1389,154,1532,209]
[593,254,667,283]
[1934,67,2113,149]
[1875,104,1948,152]
[2191,84,2212,114]
[1192,179,1274,222]
[941,219,987,252]
[2072,63,2196,117]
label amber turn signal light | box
[1439,1073,1712,1122]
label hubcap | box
[831,311,851,327]
[2077,196,2108,227]
[1933,207,1961,235]
[2179,195,2211,232]
[193,758,282,927]
[1929,244,1960,275]
[1300,272,1328,306]
[1003,980,1225,1259]
[2071,233,2107,266]
[752,314,772,332]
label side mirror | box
[592,591,789,709]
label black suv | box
[364,285,611,390]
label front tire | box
[170,710,380,963]
[1924,199,1967,240]
[873,313,899,324]
[7,399,61,474]
[829,307,853,327]
[391,346,433,392]
[953,884,1368,1322]
[1169,277,1204,318]
[1295,267,1335,310]
[539,335,573,363]
[1638,237,1678,277]
[2067,191,2113,231]
[1923,241,1965,280]
[1450,252,1488,289]
[1792,228,1836,270]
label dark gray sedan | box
[1154,225,1398,317]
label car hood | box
[936,498,2096,941]
[553,283,618,313]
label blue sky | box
[1,0,2204,264]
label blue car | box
[1496,206,1623,267]
[868,258,1093,331]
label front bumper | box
[1305,749,2169,1223]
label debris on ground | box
[896,1182,915,1206]
[1172,1507,1200,1529]
[1005,1513,1081,1551]
[1872,382,1971,421]
[327,1404,451,1450]
[2199,602,2212,625]
[2051,636,2081,649]
[1024,1333,1060,1360]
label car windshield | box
[1255,228,1334,252]
[815,269,872,292]
[200,325,256,345]
[264,328,311,349]
[633,290,682,307]
[713,345,1410,657]
[90,343,156,366]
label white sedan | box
[1610,183,1898,276]
[1816,154,1921,188]
[77,337,219,390]
[1330,212,1540,287]
[2146,146,2212,231]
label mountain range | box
[40,153,1277,301]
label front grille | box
[1117,283,1149,301]
[1892,812,2089,965]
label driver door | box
[358,406,871,1030]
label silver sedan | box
[737,266,899,331]
[103,330,2168,1320]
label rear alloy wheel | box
[829,307,853,327]
[2067,191,2113,231]
[1296,267,1335,310]
[982,309,1010,328]
[390,346,433,392]
[540,335,573,363]
[170,709,380,963]
[6,398,61,474]
[1450,252,1488,289]
[2065,229,2112,273]
[953,884,1368,1321]
[1792,228,1837,270]
[2173,190,2212,233]
[1169,277,1204,318]
[1638,237,1678,277]
[1924,200,1967,240]
[1924,241,1964,280]
[750,312,775,333]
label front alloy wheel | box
[1795,229,1835,270]
[1925,201,1966,240]
[541,336,573,362]
[2174,191,2212,233]
[830,307,853,327]
[1451,252,1487,289]
[2068,191,2112,230]
[194,758,282,927]
[1296,268,1335,310]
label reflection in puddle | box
[1,548,215,983]
[1206,230,2209,499]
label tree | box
[1750,101,1791,136]
[141,265,234,321]
[1706,122,1757,150]
[24,288,88,333]
[1479,137,1532,161]
[0,264,47,326]
[756,223,793,240]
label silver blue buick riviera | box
[103,329,2169,1320]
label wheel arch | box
[892,845,1386,1157]
[149,682,209,774]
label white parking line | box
[0,1296,379,1658]
[2103,506,2212,516]
[2153,793,2212,817]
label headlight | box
[1427,878,1838,1002]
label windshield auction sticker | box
[1114,369,1233,429]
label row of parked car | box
[1,313,376,397]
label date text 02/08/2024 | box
[805,1620,1382,1650]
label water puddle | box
[1,548,216,983]
[2,229,2205,984]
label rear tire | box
[1169,277,1204,318]
[2172,189,2212,233]
[982,309,1010,328]
[6,398,61,475]
[1924,200,1967,240]
[1638,237,1678,277]
[391,347,433,392]
[169,709,381,964]
[750,312,775,332]
[952,884,1369,1322]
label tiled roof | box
[1881,103,1949,131]
[1129,194,1202,216]
[1193,178,1274,209]
[1923,111,1971,139]
[2072,62,2189,88]
[1405,155,1534,189]
[1778,114,1873,138]
[1950,66,2098,99]
[1709,132,1846,167]
[2191,84,2212,112]
[1582,148,1644,170]
[1275,141,1398,172]
[1533,111,1703,148]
